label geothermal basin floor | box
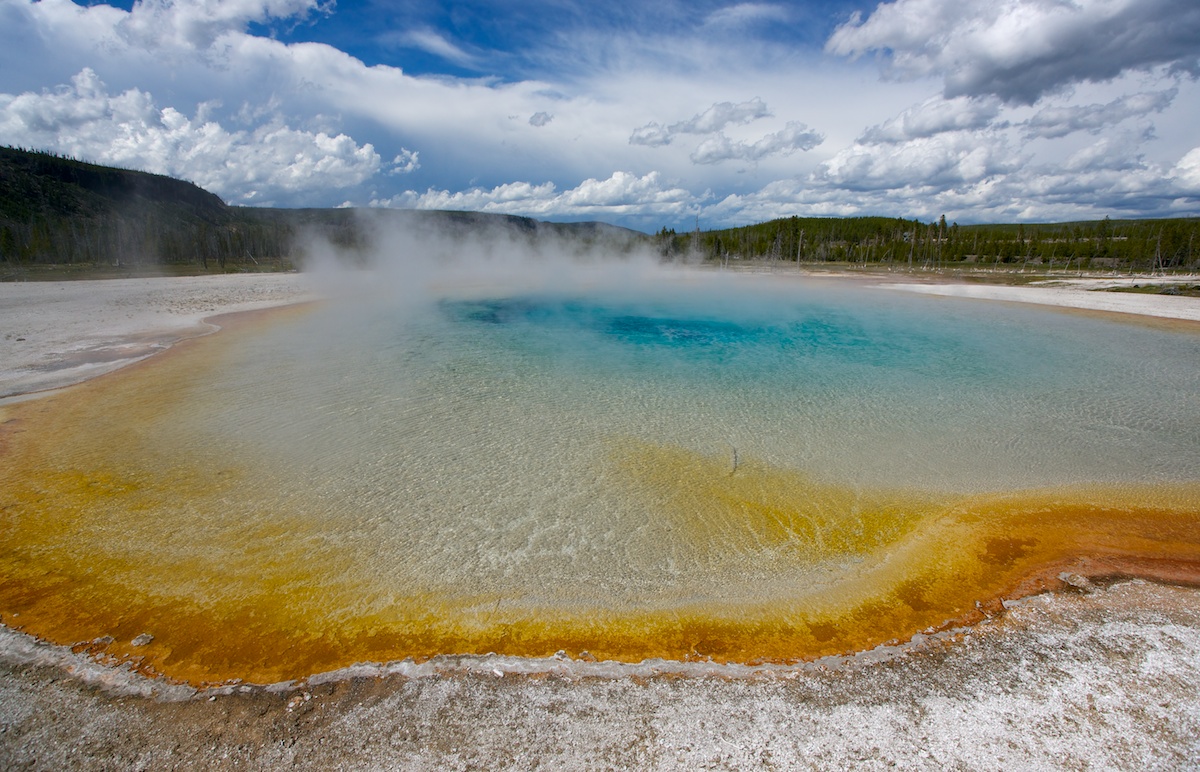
[1,271,1199,769]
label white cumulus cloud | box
[670,98,772,135]
[628,123,673,147]
[391,148,420,174]
[1024,89,1177,139]
[376,171,700,218]
[860,96,1003,143]
[630,98,771,147]
[827,0,1200,104]
[0,68,382,205]
[627,97,818,165]
[0,0,1195,227]
[817,130,1017,191]
[118,0,325,49]
[1173,147,1200,192]
[690,122,823,164]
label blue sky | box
[2,0,1199,231]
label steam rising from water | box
[1,220,1199,684]
[296,210,673,308]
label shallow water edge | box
[4,580,1200,770]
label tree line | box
[0,146,297,272]
[0,147,645,276]
[660,215,1200,273]
[5,146,1196,276]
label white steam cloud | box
[295,210,676,314]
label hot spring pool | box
[2,273,1199,684]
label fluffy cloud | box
[628,123,672,148]
[630,98,771,147]
[0,0,1194,229]
[816,130,1018,191]
[1062,129,1156,173]
[860,96,1003,143]
[1173,147,1200,192]
[671,99,771,135]
[708,153,1199,226]
[377,171,700,218]
[628,98,819,165]
[0,68,383,204]
[828,0,1200,104]
[390,148,420,174]
[117,0,326,49]
[1024,89,1177,139]
[690,122,823,164]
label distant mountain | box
[0,147,646,276]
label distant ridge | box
[0,147,645,276]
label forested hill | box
[1,146,227,222]
[0,147,644,276]
[1,146,243,270]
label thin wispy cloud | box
[382,28,479,68]
[702,3,791,29]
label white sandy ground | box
[1,271,1200,769]
[0,273,316,399]
[2,581,1198,770]
[878,274,1200,322]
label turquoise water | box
[149,274,1199,601]
[207,275,1200,486]
[7,271,1200,681]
